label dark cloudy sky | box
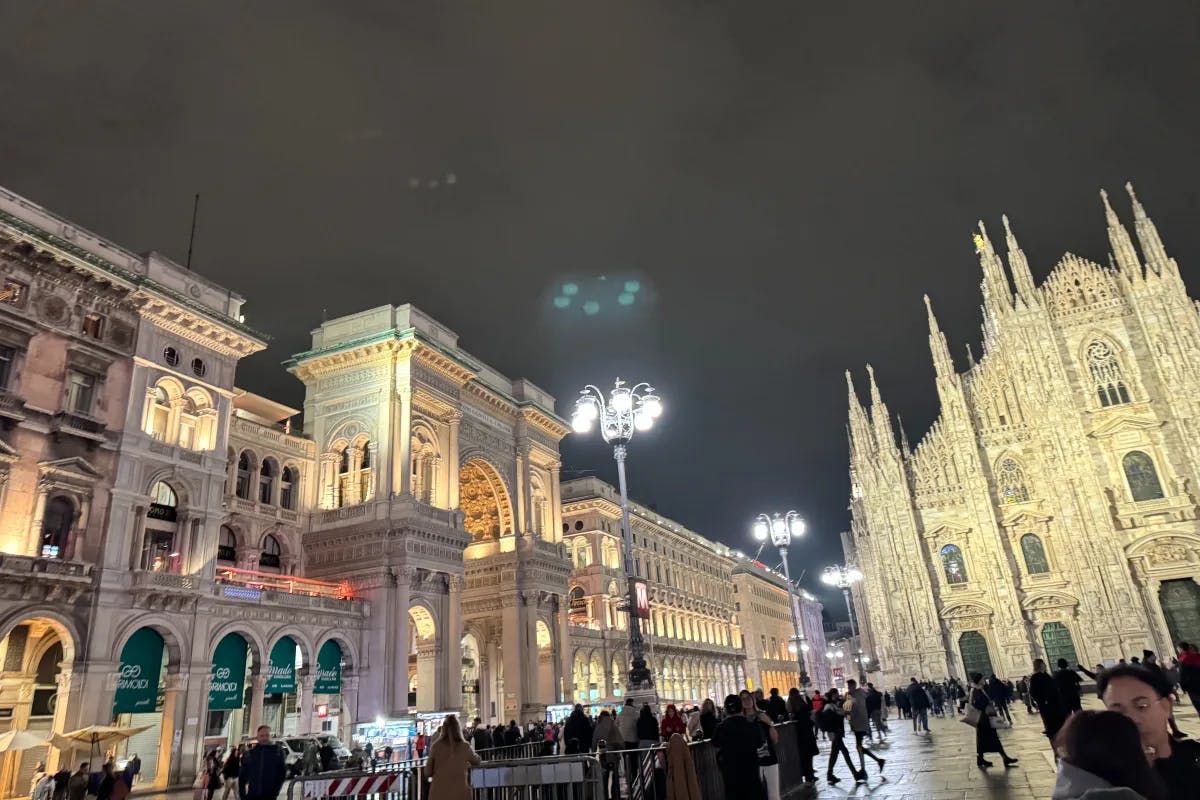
[4,2,1200,616]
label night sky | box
[4,3,1200,616]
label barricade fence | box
[286,755,603,800]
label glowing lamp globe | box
[771,517,786,537]
[611,391,633,412]
[788,516,806,537]
[634,412,653,431]
[571,414,592,434]
[642,396,663,418]
[752,520,770,541]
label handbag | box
[961,705,982,728]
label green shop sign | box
[113,628,164,714]
[208,634,247,711]
[314,640,342,694]
[266,637,297,694]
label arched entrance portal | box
[205,632,254,751]
[535,621,554,705]
[958,631,994,679]
[112,628,172,786]
[408,607,437,711]
[0,618,76,796]
[263,636,303,736]
[459,460,514,543]
[1040,623,1078,669]
[1159,580,1200,647]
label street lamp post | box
[571,379,663,704]
[752,511,809,687]
[821,564,865,684]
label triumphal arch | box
[286,305,571,723]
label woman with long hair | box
[968,672,1018,769]
[786,688,818,783]
[1052,711,1166,800]
[426,715,481,800]
[819,689,863,785]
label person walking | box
[740,692,781,800]
[811,690,826,740]
[591,710,624,800]
[1055,659,1084,713]
[905,678,931,734]
[204,751,222,800]
[660,705,686,740]
[712,695,766,800]
[866,683,888,738]
[986,675,1014,724]
[786,689,817,783]
[1179,642,1200,714]
[96,764,116,800]
[1051,710,1167,800]
[239,726,286,800]
[1031,658,1068,746]
[220,747,241,800]
[1100,664,1200,800]
[66,765,88,800]
[846,680,885,777]
[564,704,593,755]
[819,689,865,785]
[636,704,659,748]
[967,673,1018,769]
[426,715,481,800]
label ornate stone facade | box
[845,185,1200,688]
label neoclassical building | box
[845,184,1200,687]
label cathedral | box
[844,184,1200,687]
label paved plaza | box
[808,696,1200,799]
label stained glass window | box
[940,544,968,584]
[998,457,1031,504]
[1086,340,1131,407]
[1021,534,1050,574]
[1123,451,1165,502]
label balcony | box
[0,553,94,603]
[132,569,198,593]
[0,388,26,423]
[214,566,361,613]
[228,496,303,524]
[51,410,106,443]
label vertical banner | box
[113,628,164,713]
[313,641,342,694]
[266,636,297,694]
[208,634,248,710]
[634,581,650,619]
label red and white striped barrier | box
[299,774,404,799]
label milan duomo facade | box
[845,184,1200,688]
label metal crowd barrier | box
[286,755,602,800]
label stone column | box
[548,463,563,543]
[553,597,567,705]
[340,676,360,744]
[1131,564,1173,656]
[486,639,502,724]
[445,577,463,712]
[46,668,74,772]
[392,569,412,715]
[446,412,462,510]
[396,383,413,497]
[27,482,49,556]
[345,447,363,506]
[157,672,187,789]
[415,644,440,713]
[247,674,267,733]
[515,442,532,535]
[297,673,316,734]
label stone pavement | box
[807,696,1200,799]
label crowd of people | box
[28,758,136,800]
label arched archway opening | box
[408,606,437,711]
[459,460,514,545]
[0,617,76,792]
[262,635,304,736]
[958,631,994,679]
[461,634,480,722]
[534,621,554,705]
[205,632,256,752]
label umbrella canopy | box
[50,725,152,751]
[0,730,50,753]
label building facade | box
[732,564,805,694]
[845,185,1200,688]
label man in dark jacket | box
[1053,658,1083,712]
[240,726,286,800]
[712,695,766,800]
[905,679,930,733]
[563,706,592,754]
[471,718,493,751]
[765,688,788,722]
[1029,659,1066,743]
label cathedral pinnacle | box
[1125,181,1171,275]
[1001,214,1038,307]
[925,294,954,378]
[974,221,1013,315]
[1101,187,1142,280]
[866,364,883,406]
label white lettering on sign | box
[117,663,150,691]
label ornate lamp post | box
[752,511,809,687]
[821,564,866,684]
[571,379,662,703]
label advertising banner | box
[314,640,342,694]
[208,634,247,710]
[113,628,164,714]
[266,636,297,694]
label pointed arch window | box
[1086,340,1131,407]
[260,534,282,572]
[280,466,297,510]
[1123,451,1165,502]
[1020,534,1050,574]
[236,452,252,499]
[259,459,276,505]
[940,544,968,585]
[997,457,1031,504]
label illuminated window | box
[1123,451,1165,502]
[940,544,968,584]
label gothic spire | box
[1101,187,1142,280]
[924,294,954,378]
[1126,181,1172,275]
[865,364,897,453]
[897,414,911,458]
[846,370,872,462]
[974,221,1013,317]
[1002,215,1038,307]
